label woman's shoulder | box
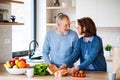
[93,35,103,43]
[94,35,102,40]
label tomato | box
[71,73,75,77]
[74,74,78,77]
[83,74,86,77]
[77,74,81,77]
[80,74,84,77]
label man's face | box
[58,17,70,35]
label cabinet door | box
[76,0,97,24]
[97,0,120,27]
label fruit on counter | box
[15,59,20,65]
[4,57,30,69]
[10,61,15,67]
[12,57,19,62]
[20,58,26,63]
[25,64,30,68]
[17,60,26,68]
[4,61,11,68]
[13,65,18,69]
[71,70,86,78]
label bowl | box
[5,68,28,74]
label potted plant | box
[104,44,112,56]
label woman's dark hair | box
[77,17,97,37]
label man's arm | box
[42,33,51,64]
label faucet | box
[28,40,39,59]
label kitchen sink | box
[30,56,42,60]
[26,59,44,66]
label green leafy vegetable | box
[32,63,50,76]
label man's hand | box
[59,64,67,69]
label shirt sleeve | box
[78,38,103,70]
[64,39,81,67]
[42,33,51,64]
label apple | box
[10,61,15,67]
[15,60,19,65]
[12,57,19,62]
[13,65,18,69]
[20,58,26,63]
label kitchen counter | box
[0,71,109,80]
[0,63,109,80]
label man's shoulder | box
[47,29,55,35]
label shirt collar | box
[83,36,94,42]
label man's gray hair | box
[56,13,70,24]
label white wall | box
[36,0,46,52]
[97,27,120,47]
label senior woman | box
[60,17,107,73]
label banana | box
[5,61,11,68]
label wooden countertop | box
[0,70,109,80]
[0,63,108,80]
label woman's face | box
[77,25,82,35]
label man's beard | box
[61,30,69,35]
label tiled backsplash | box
[0,26,12,63]
[0,3,12,63]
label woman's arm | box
[78,37,102,70]
[64,39,81,67]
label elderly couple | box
[42,14,107,74]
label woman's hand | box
[59,64,67,69]
[68,67,79,74]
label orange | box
[25,64,30,68]
[17,60,26,68]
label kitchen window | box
[12,0,36,57]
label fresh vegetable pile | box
[71,70,86,78]
[32,63,50,76]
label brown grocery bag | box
[112,47,120,80]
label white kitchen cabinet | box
[97,0,120,27]
[76,0,97,25]
[46,0,76,31]
[0,0,24,25]
[76,0,120,27]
